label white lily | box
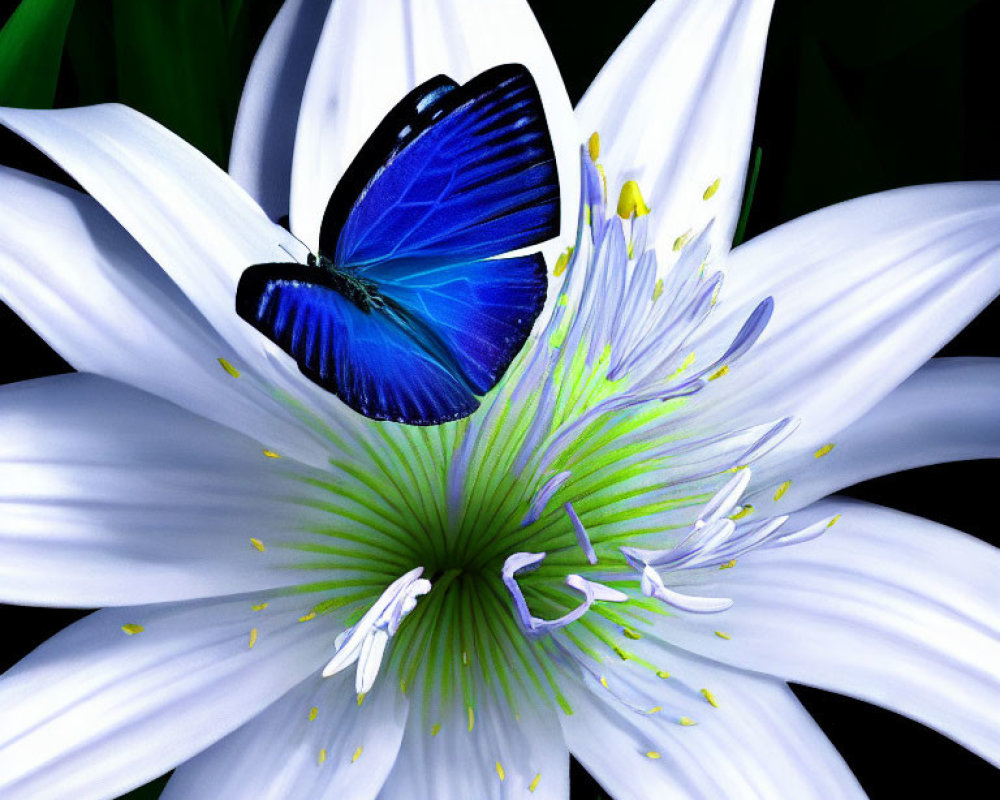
[0,1,998,799]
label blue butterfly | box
[236,64,559,425]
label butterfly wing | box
[236,264,478,424]
[370,254,546,395]
[321,64,559,268]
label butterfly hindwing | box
[369,254,547,395]
[321,64,559,268]
[236,264,478,424]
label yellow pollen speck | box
[467,706,475,732]
[708,364,729,381]
[827,514,842,528]
[121,623,144,635]
[357,693,366,707]
[496,761,506,782]
[652,278,664,301]
[647,706,662,715]
[431,723,441,737]
[617,180,650,218]
[719,559,737,570]
[703,178,721,200]
[646,751,661,759]
[814,443,836,458]
[773,480,791,501]
[298,612,316,623]
[399,679,407,695]
[715,630,732,640]
[597,164,607,197]
[529,773,542,793]
[249,537,265,552]
[588,131,600,162]
[462,650,469,666]
[317,749,327,765]
[673,229,693,251]
[217,357,240,378]
[248,628,258,649]
[262,449,280,459]
[622,628,641,640]
[612,646,629,661]
[308,707,319,722]
[678,716,698,727]
[731,504,754,520]
[655,669,670,679]
[352,746,363,763]
[553,246,573,277]
[600,675,609,689]
[701,688,719,707]
[251,602,268,611]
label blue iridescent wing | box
[235,264,478,424]
[320,64,559,268]
[372,254,546,395]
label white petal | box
[561,645,863,799]
[163,672,406,800]
[660,499,1000,766]
[0,165,325,462]
[379,684,569,799]
[0,595,330,800]
[0,104,374,461]
[0,374,334,607]
[577,0,774,261]
[229,0,333,220]
[685,183,1000,450]
[749,357,1000,514]
[289,0,578,254]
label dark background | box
[0,0,997,797]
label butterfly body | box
[237,64,559,425]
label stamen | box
[322,567,430,694]
[639,565,733,613]
[588,131,600,162]
[616,180,650,218]
[564,502,597,564]
[522,471,571,526]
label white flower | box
[0,1,998,799]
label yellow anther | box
[357,693,366,707]
[701,688,719,708]
[121,623,144,635]
[308,707,319,722]
[600,675,609,689]
[553,247,574,277]
[251,602,268,612]
[655,669,671,679]
[467,706,475,732]
[622,628,641,640]
[496,761,506,781]
[678,716,698,727]
[708,364,729,381]
[529,773,542,793]
[431,723,442,737]
[715,630,732,640]
[652,278,664,301]
[731,504,754,521]
[352,746,363,763]
[249,537,265,552]
[645,751,661,759]
[672,229,693,251]
[262,449,280,459]
[773,480,791,501]
[703,178,721,200]
[617,180,650,219]
[718,559,737,570]
[298,612,316,623]
[217,357,240,378]
[612,645,629,661]
[588,131,600,162]
[814,443,835,458]
[827,514,842,528]
[647,706,662,714]
[248,628,258,649]
[317,749,327,765]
